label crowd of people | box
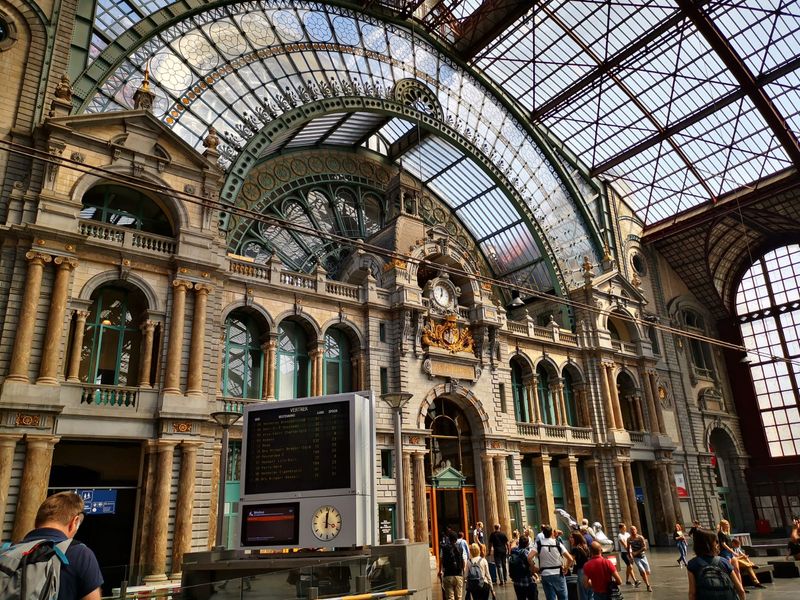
[439,515,800,600]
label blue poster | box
[634,486,644,503]
[77,489,117,515]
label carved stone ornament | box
[16,413,41,427]
[203,126,220,151]
[421,314,474,354]
[383,257,407,271]
[54,74,73,102]
[172,421,193,434]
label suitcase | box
[488,561,497,583]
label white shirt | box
[618,531,630,552]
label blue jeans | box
[541,574,568,600]
[513,580,538,600]
[575,568,593,600]
[677,540,688,565]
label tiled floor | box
[437,548,799,600]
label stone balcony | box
[79,220,178,256]
[516,422,595,445]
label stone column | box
[37,256,78,384]
[412,452,429,543]
[12,436,59,541]
[648,371,667,433]
[657,462,678,529]
[633,396,646,431]
[207,445,221,548]
[493,455,512,534]
[599,362,617,430]
[609,367,625,433]
[526,378,540,423]
[144,440,177,582]
[532,454,556,527]
[187,284,211,396]
[481,455,499,531]
[163,280,192,394]
[66,310,90,382]
[622,461,640,530]
[7,252,52,382]
[402,450,415,542]
[641,369,660,434]
[261,337,277,400]
[138,321,157,388]
[171,442,201,578]
[310,347,324,396]
[357,351,367,391]
[0,435,22,521]
[560,455,583,523]
[555,382,567,426]
[137,441,158,565]
[585,460,606,529]
[613,461,632,527]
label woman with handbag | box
[582,541,623,600]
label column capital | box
[25,251,52,265]
[74,309,90,320]
[180,441,204,453]
[559,455,579,467]
[0,434,23,448]
[309,347,324,359]
[141,320,157,333]
[193,283,213,295]
[601,360,616,370]
[155,439,179,451]
[53,256,78,270]
[172,279,193,290]
[24,435,60,448]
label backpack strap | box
[53,539,72,565]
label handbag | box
[604,558,623,600]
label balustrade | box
[80,384,138,408]
[79,221,177,255]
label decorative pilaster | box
[613,461,632,527]
[207,445,221,547]
[66,310,90,382]
[310,347,324,396]
[137,441,158,568]
[7,252,52,382]
[261,337,277,400]
[144,440,177,582]
[412,452,429,543]
[609,366,625,432]
[163,280,192,394]
[493,455,512,534]
[599,362,617,430]
[171,442,201,578]
[0,435,22,523]
[622,461,640,530]
[402,451,414,542]
[641,369,661,434]
[481,455,499,529]
[532,453,556,527]
[12,436,59,541]
[633,396,646,431]
[560,455,583,523]
[187,284,211,396]
[38,256,78,384]
[138,321,157,388]
[554,381,567,426]
[526,378,539,423]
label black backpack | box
[440,543,462,575]
[694,556,737,600]
[466,559,486,592]
[508,548,529,581]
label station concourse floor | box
[433,547,799,600]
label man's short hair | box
[35,491,84,527]
[518,535,530,549]
[542,525,553,539]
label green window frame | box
[322,329,352,394]
[80,184,173,236]
[511,361,529,422]
[276,321,309,400]
[222,314,263,399]
[563,371,577,426]
[537,366,556,425]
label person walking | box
[582,541,622,600]
[569,531,592,600]
[508,535,538,600]
[14,491,104,600]
[536,525,574,600]
[674,523,688,568]
[439,530,465,600]
[687,528,745,600]
[627,526,652,592]
[466,542,495,600]
[474,522,486,547]
[617,523,639,587]
[489,523,510,586]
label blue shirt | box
[687,555,734,585]
[22,528,104,600]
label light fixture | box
[380,392,413,544]
[509,291,525,308]
[210,410,242,549]
[101,319,112,325]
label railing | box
[517,422,540,436]
[79,220,177,255]
[280,271,317,290]
[229,258,271,281]
[217,396,261,414]
[543,424,567,439]
[507,321,528,334]
[79,384,138,408]
[325,281,360,300]
[516,422,594,443]
[628,431,646,443]
[693,366,715,380]
[560,332,578,344]
[458,306,470,319]
[570,427,593,441]
[611,340,637,353]
[533,326,554,340]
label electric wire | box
[0,138,791,366]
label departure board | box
[244,400,351,495]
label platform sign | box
[238,392,375,549]
[77,489,117,515]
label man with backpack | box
[536,525,574,600]
[1,491,103,600]
[466,542,494,600]
[439,529,465,600]
[508,535,538,600]
[687,528,745,600]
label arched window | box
[736,245,800,458]
[563,371,577,426]
[276,321,309,400]
[80,285,147,385]
[682,309,714,377]
[323,329,352,394]
[222,313,263,399]
[80,185,173,236]
[511,361,529,422]
[537,365,556,425]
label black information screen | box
[244,400,351,495]
[240,503,300,546]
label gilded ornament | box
[421,315,474,354]
[383,258,407,271]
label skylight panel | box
[767,72,800,138]
[480,224,541,273]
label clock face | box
[432,283,452,307]
[311,505,342,541]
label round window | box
[0,12,17,51]
[631,252,647,276]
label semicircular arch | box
[417,383,489,436]
[77,270,162,313]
